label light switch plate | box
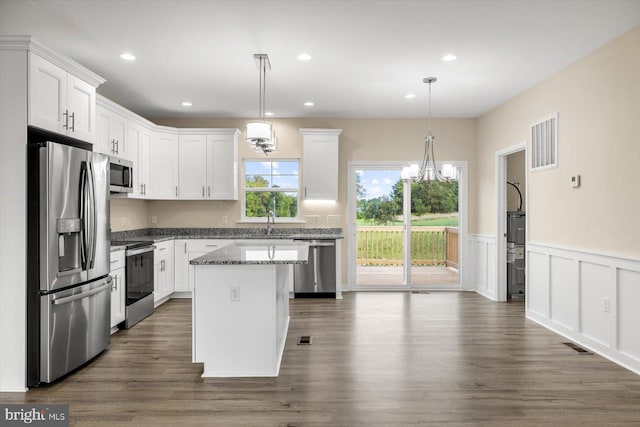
[305,214,320,224]
[327,215,341,224]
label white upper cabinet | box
[178,134,208,199]
[207,132,238,200]
[128,122,152,198]
[177,130,238,200]
[150,131,179,199]
[95,104,127,158]
[29,53,97,143]
[300,128,342,200]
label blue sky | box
[356,169,402,200]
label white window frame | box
[241,158,301,222]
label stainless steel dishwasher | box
[293,239,336,297]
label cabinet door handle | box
[112,275,117,291]
[111,139,115,154]
[175,186,178,197]
[202,186,205,198]
[208,186,211,198]
[140,183,144,194]
[115,139,119,154]
[70,112,75,132]
[305,186,307,198]
[62,110,69,129]
[184,243,187,254]
[143,183,146,195]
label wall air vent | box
[531,113,558,171]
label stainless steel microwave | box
[109,156,133,193]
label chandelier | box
[402,77,454,181]
[246,54,276,155]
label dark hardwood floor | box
[4,292,640,426]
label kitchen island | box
[190,240,309,377]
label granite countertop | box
[111,227,343,243]
[190,241,309,265]
[110,246,125,253]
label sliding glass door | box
[355,167,406,286]
[352,162,462,289]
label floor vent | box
[411,291,430,294]
[297,336,312,345]
[563,342,593,354]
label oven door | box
[126,246,155,306]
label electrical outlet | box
[222,216,228,225]
[570,175,581,188]
[151,216,157,224]
[603,298,611,313]
[230,285,241,302]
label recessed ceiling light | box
[304,102,314,107]
[181,101,192,107]
[405,93,416,99]
[265,112,274,116]
[442,54,457,62]
[120,52,136,61]
[297,53,312,61]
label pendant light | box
[402,77,455,181]
[246,54,276,155]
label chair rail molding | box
[527,241,640,375]
[467,234,497,301]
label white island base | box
[192,264,291,377]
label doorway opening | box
[496,144,527,303]
[347,161,467,290]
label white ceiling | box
[2,0,640,119]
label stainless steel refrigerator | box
[27,129,111,386]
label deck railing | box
[357,226,459,268]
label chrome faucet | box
[266,210,275,235]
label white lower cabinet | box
[154,241,174,305]
[109,250,126,329]
[174,240,189,292]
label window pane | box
[245,191,298,218]
[273,161,299,175]
[245,161,272,175]
[275,192,298,217]
[245,175,271,188]
[272,175,298,189]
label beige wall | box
[110,198,149,232]
[506,150,526,212]
[476,25,640,259]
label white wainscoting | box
[527,242,640,375]
[467,235,497,301]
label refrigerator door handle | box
[79,164,88,269]
[52,278,112,305]
[312,246,319,291]
[88,162,98,268]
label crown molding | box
[0,35,105,88]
